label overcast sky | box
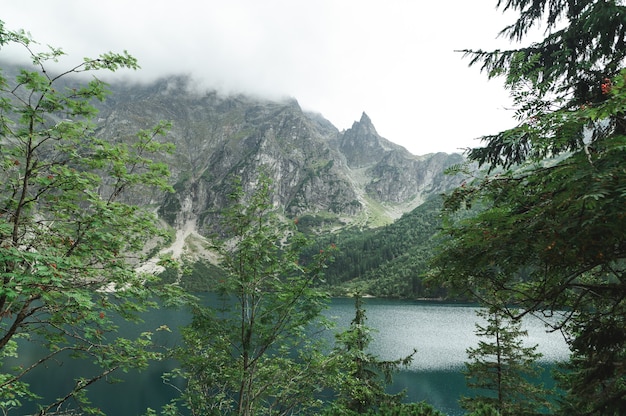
[2,1,523,155]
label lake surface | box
[324,298,570,415]
[16,297,570,415]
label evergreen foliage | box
[0,21,183,414]
[325,401,446,416]
[311,197,446,298]
[435,1,626,414]
[461,0,626,168]
[464,403,501,416]
[461,306,550,416]
[325,293,417,415]
[554,300,626,415]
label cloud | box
[2,0,518,154]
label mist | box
[2,0,517,154]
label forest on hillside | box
[2,0,626,414]
[305,196,449,299]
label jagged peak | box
[348,112,377,136]
[92,79,465,234]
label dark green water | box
[324,298,569,415]
[14,297,569,415]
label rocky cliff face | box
[95,75,463,241]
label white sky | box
[2,1,523,155]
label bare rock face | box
[96,75,464,235]
[339,112,397,168]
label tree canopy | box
[169,174,337,416]
[434,1,626,414]
[328,293,415,414]
[462,0,626,168]
[0,21,182,415]
[461,306,550,416]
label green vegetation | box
[461,305,550,415]
[0,21,184,414]
[168,174,338,415]
[158,260,225,292]
[294,212,347,234]
[310,196,445,298]
[327,293,416,414]
[159,178,445,416]
[434,0,626,414]
[4,0,626,414]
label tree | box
[465,403,501,416]
[326,401,446,416]
[0,22,181,415]
[554,298,626,415]
[326,293,416,415]
[433,1,626,414]
[170,174,337,416]
[461,306,550,416]
[461,0,626,167]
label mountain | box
[98,75,463,227]
[90,75,465,281]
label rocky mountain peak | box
[358,111,373,125]
[93,76,464,236]
[339,111,407,168]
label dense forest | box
[305,196,448,298]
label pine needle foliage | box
[461,306,550,416]
[326,293,417,415]
[435,1,626,414]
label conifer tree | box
[433,2,626,413]
[461,306,550,416]
[326,293,416,415]
[554,300,626,415]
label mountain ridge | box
[91,75,465,266]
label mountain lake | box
[15,297,570,415]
